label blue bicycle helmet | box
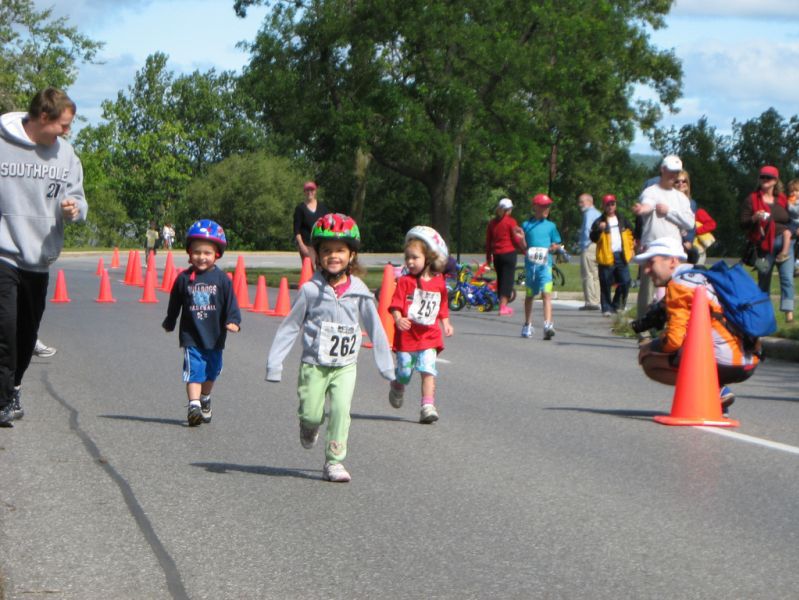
[186,219,227,257]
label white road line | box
[696,427,799,456]
[435,358,452,364]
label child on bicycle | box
[266,214,395,483]
[388,226,454,423]
[520,194,564,340]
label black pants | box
[493,252,517,300]
[598,252,631,313]
[0,262,49,408]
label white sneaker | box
[323,462,351,483]
[299,421,319,449]
[543,323,555,340]
[388,383,404,409]
[520,323,534,338]
[420,404,439,424]
[34,341,57,357]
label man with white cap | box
[634,237,759,416]
[632,155,695,331]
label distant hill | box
[631,153,660,169]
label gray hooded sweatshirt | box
[266,272,395,382]
[0,111,88,272]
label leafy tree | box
[236,0,682,244]
[182,152,307,250]
[0,0,102,111]
[75,53,266,243]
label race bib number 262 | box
[318,322,361,366]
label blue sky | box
[35,0,799,154]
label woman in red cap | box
[740,165,793,322]
[293,181,329,266]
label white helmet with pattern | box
[405,225,449,271]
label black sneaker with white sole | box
[200,397,212,423]
[0,403,14,427]
[187,402,203,427]
[11,387,23,420]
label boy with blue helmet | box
[162,219,241,426]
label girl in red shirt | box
[388,226,454,423]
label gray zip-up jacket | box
[0,111,88,272]
[266,272,395,382]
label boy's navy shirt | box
[162,265,241,350]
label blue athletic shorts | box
[525,263,553,297]
[183,347,223,383]
[395,348,438,385]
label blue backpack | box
[690,261,777,341]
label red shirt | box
[389,273,449,353]
[485,215,520,263]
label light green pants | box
[297,362,357,464]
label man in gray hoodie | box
[0,88,88,426]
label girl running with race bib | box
[266,214,395,483]
[388,226,454,424]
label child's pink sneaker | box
[499,305,514,316]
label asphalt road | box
[1,253,798,599]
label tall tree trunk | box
[428,154,460,243]
[350,146,371,223]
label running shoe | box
[0,403,13,427]
[299,421,319,449]
[323,462,351,483]
[388,382,405,409]
[520,323,534,338]
[200,397,212,423]
[543,323,555,340]
[11,387,23,420]
[720,386,735,417]
[33,341,57,357]
[187,402,203,427]
[420,404,439,424]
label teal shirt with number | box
[521,218,561,266]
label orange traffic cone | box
[271,277,291,316]
[110,247,121,269]
[362,331,374,349]
[129,251,144,287]
[160,251,175,292]
[139,264,159,303]
[298,256,313,288]
[50,269,71,303]
[235,270,252,309]
[233,255,247,287]
[376,263,397,347]
[167,268,182,293]
[123,250,135,284]
[95,257,105,276]
[227,271,233,281]
[95,269,117,303]
[249,275,273,314]
[146,249,155,268]
[654,285,739,427]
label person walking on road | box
[266,214,395,483]
[389,226,454,424]
[162,220,241,427]
[485,197,524,316]
[0,87,88,427]
[520,194,564,341]
[577,193,602,310]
